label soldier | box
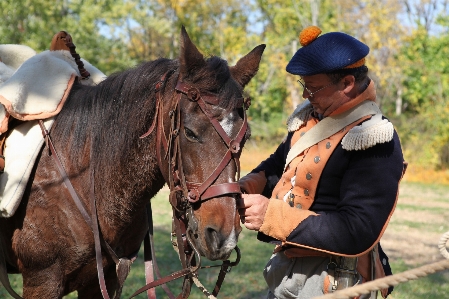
[237,26,406,299]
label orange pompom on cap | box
[299,26,322,46]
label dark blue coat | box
[251,125,405,288]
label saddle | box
[0,31,106,219]
[0,31,90,173]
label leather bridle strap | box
[189,182,242,201]
[140,70,174,174]
[130,267,192,298]
[144,203,176,299]
[89,169,111,299]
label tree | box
[0,0,131,75]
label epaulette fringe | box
[287,100,313,132]
[342,114,394,151]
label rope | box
[313,231,449,299]
[191,276,217,299]
[438,230,449,259]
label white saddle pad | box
[0,119,53,217]
[0,46,106,217]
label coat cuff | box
[259,199,317,241]
[238,171,267,194]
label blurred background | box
[0,0,448,180]
[1,1,448,298]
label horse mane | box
[51,55,240,170]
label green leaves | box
[0,0,448,168]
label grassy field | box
[2,182,449,298]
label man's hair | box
[326,65,369,84]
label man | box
[237,26,406,299]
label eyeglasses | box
[297,80,335,98]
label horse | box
[0,27,265,298]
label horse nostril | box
[206,227,221,249]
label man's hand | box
[236,194,269,231]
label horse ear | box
[230,44,266,88]
[179,26,206,78]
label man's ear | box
[342,75,356,93]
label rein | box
[131,70,248,298]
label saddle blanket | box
[0,45,106,217]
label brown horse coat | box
[0,27,265,298]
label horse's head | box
[159,27,265,261]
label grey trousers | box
[263,252,332,299]
[264,252,376,299]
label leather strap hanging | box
[0,234,22,299]
[37,120,136,299]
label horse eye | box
[237,107,244,119]
[184,127,199,142]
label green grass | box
[1,182,449,298]
[388,260,449,299]
[118,189,274,299]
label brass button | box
[304,189,309,196]
[326,142,331,149]
[314,156,320,163]
[288,193,295,206]
[296,203,302,209]
[306,173,312,180]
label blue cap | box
[286,31,369,76]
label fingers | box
[237,195,249,224]
[236,193,255,209]
[236,195,244,209]
[240,215,262,231]
[235,194,269,231]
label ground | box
[381,182,449,267]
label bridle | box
[131,70,249,298]
[143,70,247,203]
